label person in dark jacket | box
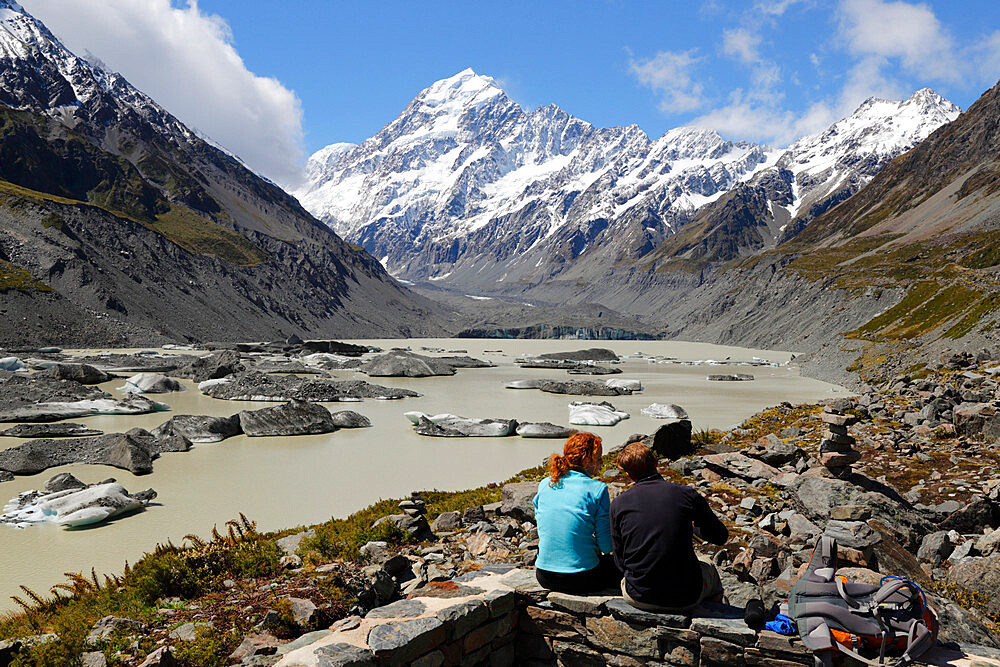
[610,442,728,611]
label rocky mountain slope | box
[295,70,956,296]
[0,0,441,346]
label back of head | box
[548,432,602,487]
[616,442,657,482]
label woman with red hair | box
[533,432,620,593]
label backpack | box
[786,535,939,667]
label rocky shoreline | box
[2,349,1000,665]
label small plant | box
[692,428,723,447]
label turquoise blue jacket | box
[533,470,613,573]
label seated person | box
[533,432,620,594]
[610,442,728,611]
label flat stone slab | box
[547,592,615,615]
[365,599,426,619]
[691,617,757,646]
[604,597,690,627]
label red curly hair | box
[548,432,603,487]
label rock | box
[38,363,112,385]
[238,400,337,437]
[276,529,315,556]
[229,633,282,662]
[81,652,108,667]
[435,599,489,637]
[280,555,302,569]
[0,388,166,422]
[746,434,804,466]
[949,540,976,563]
[917,530,955,567]
[151,414,243,443]
[976,528,1000,556]
[0,430,185,476]
[373,513,434,542]
[640,403,688,419]
[568,401,629,426]
[824,520,881,550]
[1,482,156,527]
[367,618,446,662]
[500,482,537,522]
[786,513,822,542]
[939,499,1000,532]
[168,621,212,641]
[284,597,317,627]
[0,423,103,438]
[202,371,420,401]
[947,555,1000,616]
[430,511,461,532]
[0,357,26,372]
[86,615,144,644]
[44,472,86,493]
[820,450,862,467]
[119,373,185,394]
[954,403,1000,438]
[646,420,694,459]
[411,414,516,437]
[707,374,754,381]
[310,643,376,666]
[516,422,575,438]
[537,348,619,362]
[136,647,176,667]
[702,452,779,481]
[329,411,371,428]
[0,471,12,483]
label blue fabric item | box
[765,614,797,635]
[533,470,612,573]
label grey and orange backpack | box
[786,536,939,667]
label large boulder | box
[947,555,1000,617]
[151,414,243,443]
[569,401,629,426]
[38,363,112,385]
[953,403,1000,439]
[360,350,457,377]
[201,371,420,401]
[938,499,1000,532]
[745,434,804,466]
[500,482,537,522]
[238,400,337,437]
[0,372,166,422]
[537,380,631,396]
[645,420,694,459]
[1,481,156,528]
[702,452,779,481]
[329,410,371,428]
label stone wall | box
[272,565,1000,666]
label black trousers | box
[535,554,622,595]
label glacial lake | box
[0,338,851,610]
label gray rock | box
[367,617,445,660]
[276,529,315,556]
[136,647,176,667]
[366,599,426,619]
[707,374,754,381]
[435,599,488,636]
[0,422,103,438]
[329,410,371,428]
[536,348,619,362]
[81,652,108,667]
[949,540,977,563]
[603,597,689,627]
[284,597,317,627]
[536,379,632,396]
[228,633,282,662]
[500,482,537,522]
[691,617,757,646]
[786,513,823,542]
[119,373,185,394]
[646,419,694,460]
[947,555,1000,616]
[430,511,461,532]
[747,434,804,466]
[238,400,337,437]
[0,471,12,483]
[312,643,376,667]
[168,621,212,642]
[151,414,243,443]
[824,520,881,550]
[86,615,144,644]
[359,350,489,377]
[702,452,779,481]
[917,531,953,566]
[976,528,1000,557]
[547,592,614,615]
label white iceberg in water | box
[568,401,629,426]
[1,483,156,529]
[606,378,642,391]
[119,373,185,394]
[641,403,689,419]
[0,357,27,372]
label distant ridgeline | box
[457,325,659,340]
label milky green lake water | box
[0,338,851,611]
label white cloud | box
[21,0,304,186]
[838,0,959,82]
[754,0,805,16]
[691,92,835,147]
[722,28,760,65]
[628,49,706,113]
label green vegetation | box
[152,206,266,266]
[0,260,51,292]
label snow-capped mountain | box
[296,69,959,293]
[0,0,439,341]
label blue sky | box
[23,0,1000,183]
